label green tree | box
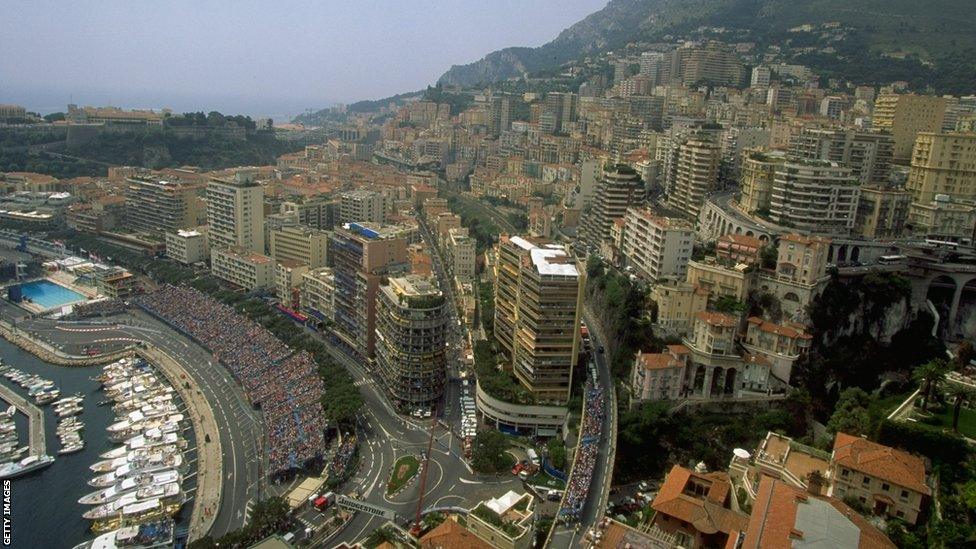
[913,359,949,409]
[827,388,872,435]
[947,384,974,432]
[547,437,567,470]
[471,430,511,473]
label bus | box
[878,254,907,265]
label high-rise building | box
[165,227,209,265]
[768,159,860,236]
[906,132,976,205]
[206,173,265,253]
[669,42,745,87]
[447,228,476,282]
[854,185,912,239]
[488,94,513,137]
[872,93,948,163]
[580,164,643,246]
[124,176,204,234]
[666,135,722,220]
[375,275,448,410]
[210,246,274,291]
[541,92,578,134]
[328,223,409,358]
[269,225,329,268]
[275,259,309,308]
[494,236,584,405]
[750,66,771,89]
[300,267,336,325]
[738,149,786,214]
[339,189,386,225]
[621,209,694,282]
[280,196,338,230]
[788,127,894,185]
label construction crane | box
[409,405,440,537]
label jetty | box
[0,381,46,457]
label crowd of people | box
[69,298,125,318]
[560,381,605,521]
[136,285,327,476]
[329,435,357,479]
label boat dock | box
[0,381,46,457]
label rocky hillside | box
[438,0,976,94]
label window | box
[901,490,909,500]
[896,511,904,518]
[841,469,849,478]
[882,483,890,491]
[862,476,870,486]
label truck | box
[526,448,540,466]
[313,492,336,511]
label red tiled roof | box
[637,351,684,371]
[832,433,930,495]
[747,317,812,340]
[419,519,492,549]
[651,465,747,536]
[696,311,738,327]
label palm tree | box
[913,359,949,409]
[947,383,974,432]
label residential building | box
[165,227,210,265]
[686,258,752,302]
[649,279,709,336]
[621,209,693,282]
[715,234,763,265]
[738,149,786,214]
[419,520,492,549]
[66,196,126,233]
[854,185,912,239]
[93,267,138,300]
[872,93,948,163]
[750,66,771,88]
[828,432,931,525]
[207,173,265,253]
[275,259,309,309]
[741,317,811,383]
[741,476,896,548]
[466,491,535,549]
[210,246,274,291]
[124,176,204,234]
[280,196,338,230]
[768,158,859,236]
[300,267,336,325]
[667,135,722,220]
[339,189,387,225]
[759,234,831,320]
[436,213,462,246]
[269,225,329,268]
[447,228,476,281]
[650,465,748,548]
[328,222,409,358]
[669,41,746,87]
[375,275,448,410]
[579,164,642,247]
[788,127,894,185]
[631,345,689,402]
[905,132,976,205]
[908,194,976,241]
[493,235,584,405]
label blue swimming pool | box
[19,280,87,309]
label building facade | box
[165,227,209,265]
[207,173,265,253]
[269,225,329,268]
[210,246,274,291]
[621,208,694,282]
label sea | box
[0,338,194,548]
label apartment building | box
[758,233,831,320]
[872,93,948,163]
[686,258,752,302]
[768,158,859,236]
[621,208,693,282]
[667,135,722,220]
[494,235,584,405]
[339,189,387,225]
[436,212,462,246]
[631,345,689,402]
[300,267,335,325]
[579,164,642,247]
[906,132,976,205]
[280,196,338,230]
[207,173,265,253]
[269,225,329,268]
[650,465,748,548]
[649,279,708,336]
[447,228,476,281]
[328,222,408,358]
[788,127,894,185]
[375,275,448,410]
[715,234,763,265]
[828,432,930,525]
[165,227,209,265]
[210,246,274,291]
[275,259,309,308]
[466,491,536,549]
[738,149,785,214]
[741,317,811,383]
[124,176,204,234]
[908,194,976,241]
[854,185,912,239]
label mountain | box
[437,0,976,93]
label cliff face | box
[437,0,976,89]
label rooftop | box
[695,311,738,327]
[832,433,930,495]
[507,235,579,278]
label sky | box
[1,0,607,121]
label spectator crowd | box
[136,285,327,476]
[560,381,605,521]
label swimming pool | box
[19,280,87,309]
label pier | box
[0,380,47,457]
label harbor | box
[0,372,49,473]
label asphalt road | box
[0,303,264,538]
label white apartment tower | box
[207,173,265,253]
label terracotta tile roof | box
[780,233,831,246]
[695,311,738,327]
[718,234,763,248]
[419,519,492,549]
[651,465,748,536]
[637,351,685,371]
[747,317,812,340]
[741,477,895,548]
[832,433,931,495]
[667,344,691,355]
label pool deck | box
[9,276,97,315]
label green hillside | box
[437,0,976,94]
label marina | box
[0,367,52,478]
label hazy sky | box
[1,0,607,120]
